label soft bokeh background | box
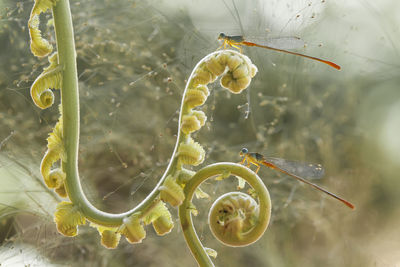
[1,0,399,266]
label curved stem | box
[179,163,271,266]
[52,0,80,202]
[53,0,158,226]
[53,1,250,226]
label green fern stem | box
[52,0,155,225]
[51,0,257,227]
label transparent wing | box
[264,157,324,179]
[244,36,305,50]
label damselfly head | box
[239,148,248,157]
[218,33,226,41]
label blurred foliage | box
[1,0,400,266]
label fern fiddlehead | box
[28,0,271,265]
[179,163,271,266]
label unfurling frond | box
[41,150,61,188]
[119,213,146,244]
[46,112,63,152]
[177,138,205,166]
[28,0,58,57]
[40,114,64,188]
[143,201,174,236]
[100,229,121,249]
[184,85,209,109]
[159,175,185,207]
[208,192,261,247]
[54,202,86,237]
[181,111,207,134]
[31,53,61,109]
[47,168,65,189]
[91,224,121,249]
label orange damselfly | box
[218,33,341,70]
[239,148,354,209]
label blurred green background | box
[1,0,399,266]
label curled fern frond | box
[179,163,271,265]
[184,85,210,109]
[28,0,58,57]
[91,224,121,249]
[152,215,174,236]
[192,66,217,86]
[41,150,61,188]
[143,201,174,236]
[181,115,201,134]
[100,229,121,249]
[177,138,205,166]
[31,53,62,109]
[119,213,146,244]
[40,114,64,188]
[159,175,185,207]
[28,15,53,57]
[192,110,206,126]
[219,54,258,94]
[225,54,242,71]
[205,56,226,76]
[49,167,67,198]
[46,112,63,152]
[208,192,260,247]
[48,168,65,189]
[220,73,251,94]
[181,111,207,134]
[54,202,86,237]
